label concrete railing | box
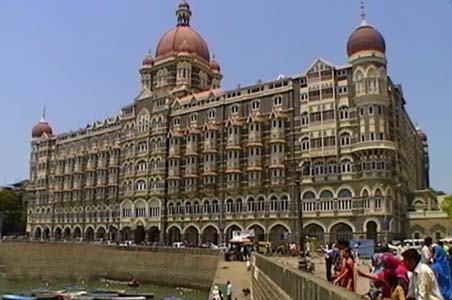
[252,253,366,300]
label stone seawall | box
[252,254,366,300]
[0,242,220,289]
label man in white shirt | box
[403,248,443,300]
[226,281,232,300]
[421,236,433,265]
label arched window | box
[247,198,256,212]
[340,132,351,146]
[236,198,243,212]
[301,112,309,125]
[301,137,310,151]
[203,200,211,214]
[211,200,219,214]
[226,199,234,213]
[338,189,352,198]
[193,201,200,214]
[136,160,147,172]
[281,195,289,211]
[185,201,192,215]
[320,190,334,199]
[339,106,349,120]
[270,196,278,212]
[257,197,266,212]
[167,202,175,215]
[302,191,316,200]
[341,159,352,173]
[135,180,147,191]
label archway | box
[330,222,353,242]
[365,221,378,242]
[63,227,71,240]
[34,227,42,240]
[85,227,95,241]
[54,227,62,241]
[121,227,132,242]
[43,227,51,240]
[202,226,219,245]
[134,225,145,244]
[305,223,325,242]
[249,224,265,241]
[148,226,160,243]
[226,225,242,242]
[73,227,82,240]
[168,226,181,245]
[269,224,289,245]
[109,226,118,242]
[184,226,199,246]
[96,227,106,241]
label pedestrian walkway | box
[211,260,252,300]
[271,255,371,296]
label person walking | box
[333,248,355,292]
[402,248,443,300]
[431,245,452,300]
[226,281,232,300]
[422,237,434,265]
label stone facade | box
[26,2,430,245]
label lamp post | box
[296,165,308,271]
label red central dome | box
[347,24,386,57]
[32,120,53,138]
[155,2,210,62]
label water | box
[0,276,208,300]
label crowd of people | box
[322,237,452,300]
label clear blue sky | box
[0,1,451,192]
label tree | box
[440,195,452,218]
[0,189,26,236]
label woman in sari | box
[333,248,355,292]
[432,245,452,300]
[358,253,408,299]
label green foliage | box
[441,195,452,218]
[0,189,26,235]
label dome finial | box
[360,0,368,26]
[41,105,46,122]
[176,0,192,26]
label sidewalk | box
[211,260,252,300]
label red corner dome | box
[417,129,428,141]
[155,26,210,61]
[155,1,210,62]
[142,54,154,66]
[347,24,386,57]
[32,121,53,138]
[210,57,220,71]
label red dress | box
[338,258,355,292]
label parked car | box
[172,242,185,248]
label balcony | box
[203,141,218,153]
[226,136,241,150]
[168,168,181,178]
[153,127,167,135]
[226,161,240,173]
[269,129,286,143]
[168,147,181,158]
[185,144,198,156]
[247,160,262,171]
[352,141,396,153]
[247,136,263,147]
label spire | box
[176,0,192,26]
[360,0,368,26]
[41,105,46,122]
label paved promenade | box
[211,260,252,300]
[271,255,372,296]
